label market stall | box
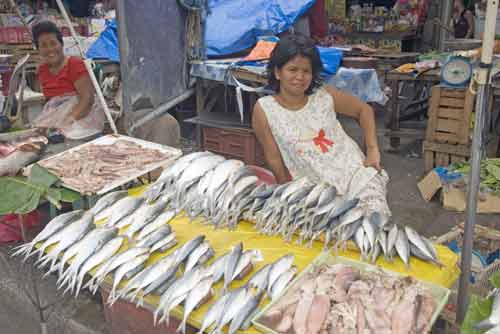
[12,151,460,334]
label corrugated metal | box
[117,1,189,113]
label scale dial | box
[441,56,473,87]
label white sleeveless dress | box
[258,87,391,220]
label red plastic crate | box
[0,27,31,44]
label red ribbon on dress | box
[313,129,333,153]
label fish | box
[422,236,439,261]
[141,263,180,301]
[34,212,94,261]
[135,225,172,248]
[302,183,327,209]
[108,254,149,304]
[104,196,145,227]
[198,169,215,197]
[475,290,500,330]
[223,242,243,292]
[84,247,150,293]
[327,198,359,220]
[210,252,229,283]
[12,209,84,260]
[197,292,231,334]
[387,224,399,259]
[0,137,47,176]
[158,151,213,183]
[395,228,410,267]
[409,244,443,267]
[246,264,271,293]
[207,160,244,198]
[185,241,213,273]
[228,291,264,334]
[315,186,337,209]
[57,227,118,292]
[175,235,206,264]
[354,226,366,258]
[136,210,176,241]
[90,190,128,216]
[232,250,257,281]
[214,287,250,333]
[149,232,177,254]
[404,226,435,260]
[362,217,376,249]
[267,255,295,294]
[155,266,209,325]
[124,200,169,239]
[74,236,125,297]
[270,266,297,301]
[178,276,214,334]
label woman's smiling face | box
[37,33,64,67]
[274,55,313,96]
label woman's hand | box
[364,147,382,171]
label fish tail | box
[177,320,186,334]
[11,243,32,257]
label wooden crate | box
[423,140,470,172]
[425,86,474,145]
[202,126,266,167]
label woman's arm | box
[464,11,475,38]
[324,85,381,170]
[252,102,290,183]
[70,75,95,121]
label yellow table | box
[66,187,460,333]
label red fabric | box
[0,211,41,243]
[313,129,334,153]
[309,0,328,39]
[38,56,88,99]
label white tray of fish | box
[27,134,182,195]
[252,253,450,334]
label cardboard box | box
[418,170,500,213]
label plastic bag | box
[32,95,105,140]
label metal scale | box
[440,56,474,88]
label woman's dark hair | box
[267,34,323,95]
[32,21,63,49]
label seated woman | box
[252,35,390,220]
[452,0,474,39]
[31,21,105,140]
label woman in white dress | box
[252,35,390,219]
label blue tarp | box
[317,47,342,78]
[205,0,315,57]
[86,19,120,63]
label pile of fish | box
[143,151,442,267]
[257,263,437,334]
[12,187,298,333]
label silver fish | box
[177,155,225,198]
[404,226,434,260]
[328,198,359,220]
[362,217,376,249]
[135,225,172,248]
[178,276,214,334]
[176,235,205,264]
[136,210,176,241]
[267,254,295,294]
[422,236,439,261]
[210,253,229,283]
[395,228,410,267]
[12,210,84,260]
[85,247,150,293]
[125,200,169,239]
[108,254,149,304]
[303,183,327,210]
[270,266,297,301]
[141,262,180,300]
[409,244,443,267]
[57,227,118,291]
[149,232,177,254]
[377,230,389,257]
[74,236,125,297]
[247,264,271,293]
[91,190,128,216]
[475,290,500,330]
[315,186,337,208]
[105,197,144,227]
[232,250,256,281]
[197,292,231,334]
[354,226,365,257]
[198,169,215,197]
[185,241,212,273]
[214,288,250,333]
[370,242,381,263]
[224,242,243,292]
[159,151,213,183]
[35,212,94,261]
[387,224,399,259]
[228,291,264,334]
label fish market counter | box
[18,153,460,334]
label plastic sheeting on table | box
[328,67,389,105]
[205,0,315,57]
[86,19,120,63]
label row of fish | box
[11,191,298,334]
[142,151,442,267]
